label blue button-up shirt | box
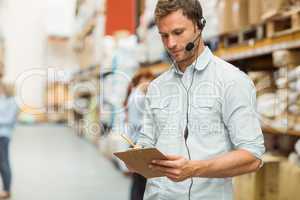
[137,47,265,200]
[127,88,146,143]
[0,96,18,139]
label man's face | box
[157,9,198,63]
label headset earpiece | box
[185,17,206,52]
[198,17,206,30]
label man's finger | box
[149,164,180,176]
[166,175,180,182]
[165,155,182,160]
[152,160,179,168]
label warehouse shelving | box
[69,65,101,143]
[214,28,300,137]
[74,14,97,41]
[72,64,100,82]
[46,81,70,123]
[215,31,300,62]
[68,1,107,144]
[262,125,300,137]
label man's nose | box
[166,36,176,50]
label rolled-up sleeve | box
[222,74,265,159]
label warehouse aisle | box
[7,124,130,200]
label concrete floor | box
[4,124,130,200]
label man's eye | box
[174,31,183,35]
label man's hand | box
[149,155,197,182]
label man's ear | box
[193,24,199,33]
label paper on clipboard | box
[114,148,168,178]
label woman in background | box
[0,82,18,199]
[123,70,155,200]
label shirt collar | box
[171,46,213,75]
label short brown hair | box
[155,0,203,28]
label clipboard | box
[114,148,168,178]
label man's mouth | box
[170,50,182,55]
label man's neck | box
[177,41,205,72]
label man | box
[135,0,265,199]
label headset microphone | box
[185,33,201,52]
[185,17,206,52]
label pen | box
[121,134,138,148]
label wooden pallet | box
[220,25,265,48]
[266,9,300,38]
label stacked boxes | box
[248,50,300,132]
[217,0,251,34]
[262,0,291,20]
[218,0,235,34]
[232,155,300,200]
[273,50,300,131]
[249,0,263,25]
[217,0,300,34]
[262,0,300,19]
[234,155,282,200]
[231,0,249,31]
[287,66,300,131]
[249,71,279,119]
[46,82,70,123]
[279,160,300,199]
[199,0,219,40]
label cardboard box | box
[279,161,300,200]
[273,50,300,68]
[248,71,276,96]
[233,171,264,200]
[200,0,219,40]
[249,0,263,25]
[234,155,281,200]
[46,82,70,107]
[218,0,234,34]
[262,0,290,20]
[231,0,249,31]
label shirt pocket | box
[191,97,223,135]
[150,100,174,132]
[192,97,220,114]
[191,97,228,157]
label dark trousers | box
[130,173,146,200]
[0,137,11,192]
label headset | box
[167,15,206,200]
[185,17,206,52]
[168,16,206,139]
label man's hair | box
[155,0,203,29]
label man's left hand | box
[149,155,196,182]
